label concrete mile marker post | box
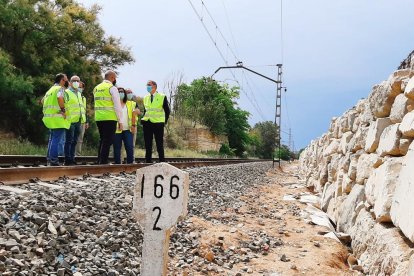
[132,163,189,275]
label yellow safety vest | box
[116,101,137,133]
[80,96,86,123]
[142,92,166,123]
[42,85,70,129]
[65,89,83,123]
[93,81,117,121]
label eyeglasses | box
[147,83,153,86]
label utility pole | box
[274,64,284,167]
[211,62,283,167]
[288,128,292,152]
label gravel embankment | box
[0,162,272,275]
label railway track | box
[0,155,268,185]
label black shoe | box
[48,162,60,166]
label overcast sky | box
[80,0,414,150]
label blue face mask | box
[146,86,152,92]
[119,92,125,99]
[127,93,133,100]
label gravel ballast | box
[0,161,272,275]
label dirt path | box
[168,162,356,275]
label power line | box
[187,0,228,65]
[221,0,240,59]
[187,0,286,126]
[201,0,239,63]
[187,0,267,121]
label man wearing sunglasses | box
[141,80,170,163]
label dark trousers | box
[114,130,134,164]
[142,121,165,163]
[65,122,81,164]
[96,120,117,164]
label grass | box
[0,139,46,155]
[0,138,220,158]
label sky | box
[79,0,414,150]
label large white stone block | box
[399,111,414,137]
[350,209,413,276]
[339,131,353,154]
[351,116,360,133]
[404,76,414,100]
[390,93,414,123]
[323,139,340,156]
[364,118,392,153]
[365,158,401,222]
[337,184,365,233]
[399,138,412,156]
[321,182,335,212]
[347,151,363,181]
[360,100,375,125]
[367,81,396,118]
[387,69,414,96]
[377,124,402,157]
[355,153,383,184]
[341,174,355,194]
[349,126,368,153]
[327,195,346,224]
[390,142,414,242]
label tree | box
[275,145,292,161]
[251,121,279,159]
[174,77,250,156]
[0,0,134,143]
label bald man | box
[93,70,123,164]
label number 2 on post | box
[152,207,162,231]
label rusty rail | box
[0,155,253,167]
[0,159,268,185]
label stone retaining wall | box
[300,63,414,274]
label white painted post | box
[132,163,189,276]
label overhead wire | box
[221,0,240,58]
[187,0,268,121]
[187,0,285,125]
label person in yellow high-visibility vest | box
[113,87,141,164]
[75,81,89,156]
[41,73,70,166]
[141,80,170,163]
[93,70,123,164]
[63,75,84,165]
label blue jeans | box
[114,130,134,164]
[65,122,81,163]
[58,134,65,156]
[47,129,66,164]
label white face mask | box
[72,81,80,89]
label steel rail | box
[0,159,268,185]
[0,155,255,167]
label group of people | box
[41,71,170,166]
